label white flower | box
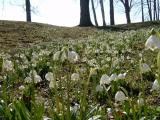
[71,73,80,81]
[34,74,42,83]
[68,51,79,62]
[43,116,51,120]
[3,60,13,71]
[100,74,110,85]
[24,76,32,83]
[19,85,25,90]
[88,115,101,120]
[45,72,53,81]
[96,85,103,92]
[151,79,160,91]
[117,73,126,80]
[53,51,61,61]
[115,91,127,102]
[141,63,151,73]
[49,80,54,89]
[137,98,144,106]
[70,103,80,114]
[145,35,160,51]
[109,73,117,81]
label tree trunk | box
[99,0,106,26]
[147,0,152,21]
[79,0,93,26]
[91,0,98,26]
[141,0,144,22]
[153,0,157,20]
[157,0,160,20]
[25,0,31,22]
[110,0,115,25]
[124,0,131,23]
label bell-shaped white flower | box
[137,98,144,106]
[43,116,51,120]
[115,91,127,102]
[88,115,101,120]
[145,35,160,51]
[53,51,61,61]
[71,73,80,81]
[100,74,110,85]
[141,63,151,73]
[109,73,117,81]
[49,80,54,89]
[34,74,42,83]
[3,60,13,71]
[96,85,103,92]
[45,72,53,81]
[68,51,79,63]
[151,79,160,91]
[24,76,32,83]
[19,85,25,90]
[117,73,126,80]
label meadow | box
[0,21,160,120]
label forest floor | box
[1,20,160,51]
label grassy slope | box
[1,20,160,51]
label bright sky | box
[0,0,141,27]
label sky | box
[0,0,142,27]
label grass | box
[0,20,160,119]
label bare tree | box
[118,0,132,23]
[110,0,115,25]
[25,0,31,22]
[141,0,144,22]
[99,0,106,26]
[91,0,98,26]
[79,0,93,26]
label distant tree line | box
[79,0,160,26]
[3,0,160,26]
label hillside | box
[1,20,160,119]
[1,20,160,51]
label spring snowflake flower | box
[19,85,25,90]
[53,51,61,61]
[70,103,80,114]
[24,77,32,83]
[141,63,151,73]
[115,91,127,102]
[68,51,79,63]
[71,73,80,81]
[45,72,53,81]
[137,98,144,106]
[49,80,54,89]
[2,60,13,71]
[96,85,103,92]
[53,48,79,63]
[145,34,160,51]
[109,73,117,81]
[117,73,126,80]
[88,115,101,120]
[43,116,51,120]
[34,74,42,83]
[151,79,160,91]
[100,74,110,85]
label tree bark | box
[79,0,93,26]
[91,0,98,26]
[141,0,144,22]
[99,0,106,26]
[147,0,152,21]
[157,0,160,20]
[124,0,131,23]
[153,0,157,20]
[110,0,115,25]
[25,0,31,22]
